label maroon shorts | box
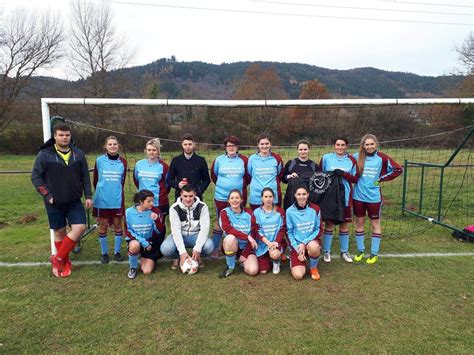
[214,200,229,218]
[289,239,321,268]
[221,239,255,260]
[353,200,382,220]
[326,206,352,224]
[93,208,123,222]
[257,253,272,272]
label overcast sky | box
[3,0,473,78]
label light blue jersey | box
[253,206,285,257]
[219,207,252,250]
[211,154,248,202]
[320,152,357,207]
[125,207,159,248]
[286,203,322,249]
[93,154,126,209]
[352,151,402,203]
[134,159,169,207]
[247,152,283,205]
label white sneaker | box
[272,262,281,274]
[323,252,331,263]
[340,252,353,263]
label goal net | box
[41,98,474,244]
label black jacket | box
[282,158,319,210]
[31,138,92,207]
[166,153,211,199]
[285,171,346,224]
[308,171,346,224]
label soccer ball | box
[180,259,199,275]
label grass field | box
[0,150,473,353]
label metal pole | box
[419,165,425,214]
[41,100,56,255]
[402,209,468,235]
[401,160,408,214]
[437,167,444,221]
[40,97,474,107]
[444,127,474,167]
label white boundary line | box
[0,252,473,268]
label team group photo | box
[1,0,473,352]
[34,125,403,281]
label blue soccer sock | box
[212,229,223,251]
[225,251,236,270]
[128,252,139,269]
[339,231,350,253]
[309,256,319,269]
[355,231,365,253]
[371,233,382,256]
[323,230,333,253]
[114,232,123,254]
[99,233,108,255]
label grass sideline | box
[0,151,473,352]
[1,258,473,352]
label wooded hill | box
[29,58,462,100]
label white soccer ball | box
[180,259,199,275]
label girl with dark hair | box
[93,136,128,264]
[319,137,359,264]
[210,135,249,259]
[219,189,258,278]
[352,134,402,264]
[252,187,286,274]
[247,133,284,210]
[286,185,323,281]
[125,190,166,279]
[282,139,319,210]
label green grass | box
[1,258,473,353]
[0,150,473,352]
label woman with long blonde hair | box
[352,134,402,264]
[133,138,169,216]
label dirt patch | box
[18,213,39,224]
[0,222,7,229]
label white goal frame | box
[40,97,474,254]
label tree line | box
[0,1,472,153]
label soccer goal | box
[41,97,474,253]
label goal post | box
[40,97,474,254]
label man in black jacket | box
[31,123,92,278]
[166,133,211,201]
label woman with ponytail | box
[352,134,402,264]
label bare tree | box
[69,0,133,97]
[456,32,473,75]
[0,8,63,132]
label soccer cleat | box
[50,255,63,278]
[272,262,281,274]
[171,259,179,270]
[114,252,124,262]
[323,252,331,263]
[198,260,205,268]
[219,267,234,278]
[354,252,365,262]
[310,267,321,281]
[340,252,353,263]
[127,267,138,279]
[61,260,72,277]
[366,254,379,264]
[210,249,220,260]
[100,253,109,264]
